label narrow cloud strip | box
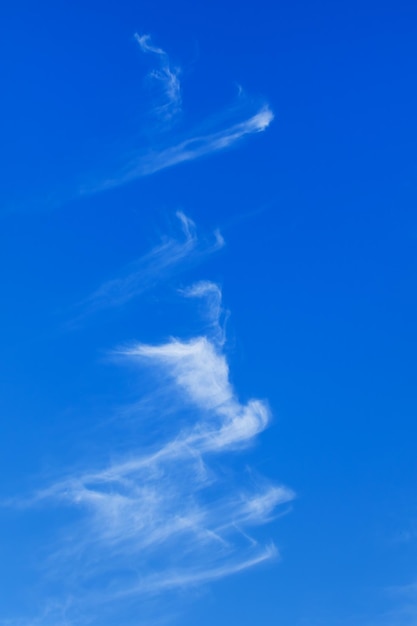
[182,280,228,345]
[80,33,275,196]
[136,105,274,177]
[24,283,294,622]
[82,212,224,312]
[134,33,182,122]
[98,105,274,190]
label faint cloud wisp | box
[134,33,182,123]
[80,211,224,314]
[23,277,294,623]
[2,30,284,626]
[94,105,274,192]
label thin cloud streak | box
[137,106,274,176]
[117,544,278,596]
[134,33,182,122]
[20,283,294,620]
[95,105,274,192]
[2,31,286,626]
[81,212,224,313]
[182,280,228,345]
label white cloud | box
[118,543,278,596]
[79,33,274,197]
[134,33,182,122]
[136,105,274,176]
[80,212,224,313]
[98,105,274,190]
[182,280,227,344]
[3,30,280,620]
[124,335,272,452]
[20,283,294,623]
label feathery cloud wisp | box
[134,33,182,122]
[20,282,293,623]
[137,105,274,176]
[79,32,274,197]
[81,212,224,313]
[3,30,282,622]
[182,280,228,345]
[96,105,274,191]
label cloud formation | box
[3,33,282,626]
[182,280,228,345]
[82,212,224,313]
[135,105,274,177]
[96,105,274,191]
[21,282,293,624]
[79,32,274,197]
[134,33,182,122]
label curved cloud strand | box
[123,105,274,181]
[138,105,274,176]
[81,212,224,313]
[24,283,294,622]
[2,28,283,624]
[81,33,274,197]
[134,33,182,122]
[92,105,274,193]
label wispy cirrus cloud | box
[93,105,274,192]
[78,32,275,197]
[13,281,293,625]
[134,33,182,123]
[182,280,228,345]
[81,211,224,313]
[133,105,273,178]
[3,32,282,626]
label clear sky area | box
[0,1,416,625]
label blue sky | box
[1,0,417,624]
